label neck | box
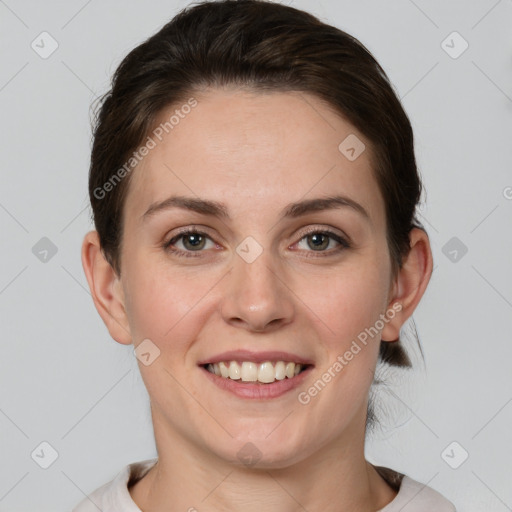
[130,410,397,512]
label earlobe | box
[381,228,433,342]
[81,230,132,345]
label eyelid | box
[294,224,351,245]
[164,225,216,242]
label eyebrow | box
[141,194,370,223]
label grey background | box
[0,0,511,510]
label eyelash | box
[162,226,351,259]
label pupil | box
[185,234,204,249]
[309,233,327,250]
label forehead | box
[124,88,385,227]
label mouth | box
[201,360,311,384]
[198,350,314,399]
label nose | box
[220,247,295,333]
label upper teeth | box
[206,361,303,383]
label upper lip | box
[197,350,314,366]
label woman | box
[74,0,456,510]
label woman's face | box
[116,89,401,467]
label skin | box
[82,88,432,512]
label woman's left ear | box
[380,227,433,342]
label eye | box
[293,228,350,257]
[163,226,351,259]
[163,228,217,258]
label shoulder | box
[375,465,456,512]
[71,458,158,512]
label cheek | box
[122,256,220,351]
[297,273,385,419]
[298,261,390,350]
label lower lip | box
[200,366,313,399]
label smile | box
[205,361,305,384]
[198,350,314,399]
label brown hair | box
[88,0,426,418]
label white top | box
[72,458,456,511]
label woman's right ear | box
[81,230,132,345]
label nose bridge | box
[221,239,293,330]
[237,245,276,295]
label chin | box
[208,428,310,470]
